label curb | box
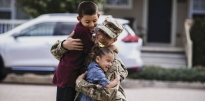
[122,79,205,89]
[3,73,205,89]
[3,73,53,84]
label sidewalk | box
[3,73,205,89]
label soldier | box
[51,17,128,101]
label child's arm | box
[75,71,120,101]
[108,44,118,53]
[105,71,120,88]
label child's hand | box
[105,71,120,88]
[114,71,120,81]
[109,45,118,53]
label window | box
[104,0,132,9]
[53,22,76,35]
[0,0,12,19]
[193,0,205,14]
[0,11,11,19]
[0,0,11,8]
[20,22,56,36]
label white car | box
[0,13,143,80]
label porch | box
[141,46,186,68]
[141,19,193,68]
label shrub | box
[128,66,205,82]
[190,17,205,67]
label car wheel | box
[0,56,7,82]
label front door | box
[147,0,172,43]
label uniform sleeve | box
[113,52,128,81]
[115,54,128,81]
[75,78,117,101]
[105,52,128,81]
[50,40,68,60]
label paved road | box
[1,83,205,101]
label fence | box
[0,19,28,34]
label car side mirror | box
[12,33,20,39]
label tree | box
[16,0,104,18]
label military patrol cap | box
[98,17,124,38]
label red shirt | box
[52,22,94,88]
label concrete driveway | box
[1,83,205,101]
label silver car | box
[0,13,143,80]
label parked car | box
[0,13,143,80]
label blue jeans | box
[56,86,76,101]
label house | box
[0,0,27,19]
[1,0,205,45]
[104,0,205,47]
[103,0,205,68]
[1,0,204,68]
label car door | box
[5,22,67,67]
[50,21,77,65]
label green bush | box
[190,17,205,67]
[128,66,205,82]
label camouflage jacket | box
[50,40,128,101]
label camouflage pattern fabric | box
[75,79,117,101]
[50,40,68,60]
[98,17,124,38]
[50,40,128,101]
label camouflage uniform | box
[50,17,128,101]
[51,40,128,101]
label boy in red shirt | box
[52,1,100,101]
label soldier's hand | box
[63,31,83,50]
[76,71,87,85]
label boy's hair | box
[89,44,113,62]
[78,1,98,18]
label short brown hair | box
[78,1,98,18]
